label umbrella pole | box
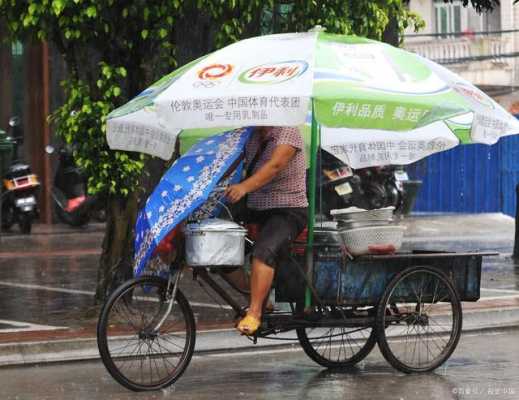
[305,101,319,308]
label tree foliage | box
[0,0,423,300]
[0,0,423,199]
[50,65,145,196]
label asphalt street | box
[0,327,517,400]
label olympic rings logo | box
[197,64,233,80]
[193,80,219,88]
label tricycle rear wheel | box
[376,266,462,373]
[296,304,377,368]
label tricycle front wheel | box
[376,266,462,373]
[97,276,196,391]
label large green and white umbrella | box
[107,31,519,169]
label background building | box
[403,0,519,216]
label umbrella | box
[133,127,251,277]
[107,31,519,169]
[106,31,519,278]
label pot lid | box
[186,218,246,232]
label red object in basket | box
[368,244,396,255]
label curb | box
[1,305,519,368]
[0,223,105,239]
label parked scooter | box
[45,144,105,227]
[316,150,407,217]
[355,165,407,211]
[316,151,363,216]
[1,116,40,234]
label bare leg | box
[247,257,275,320]
[220,269,250,295]
[221,267,276,315]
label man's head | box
[256,126,272,138]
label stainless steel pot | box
[185,219,247,267]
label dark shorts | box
[248,208,308,269]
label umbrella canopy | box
[107,31,519,277]
[133,127,251,276]
[107,31,519,168]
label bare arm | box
[225,144,297,203]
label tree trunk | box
[94,192,139,304]
[174,8,214,66]
[382,16,399,47]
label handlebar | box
[212,186,227,193]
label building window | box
[434,0,462,36]
[11,41,23,56]
[261,3,294,34]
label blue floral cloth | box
[134,127,252,277]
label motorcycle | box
[316,150,407,217]
[355,165,407,211]
[1,116,40,234]
[45,144,105,227]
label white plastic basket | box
[340,225,406,256]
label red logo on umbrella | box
[198,64,233,80]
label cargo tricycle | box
[98,29,519,392]
[97,196,491,391]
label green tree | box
[0,0,422,303]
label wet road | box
[0,228,243,331]
[0,327,518,399]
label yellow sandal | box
[236,314,261,336]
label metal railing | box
[403,29,519,65]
